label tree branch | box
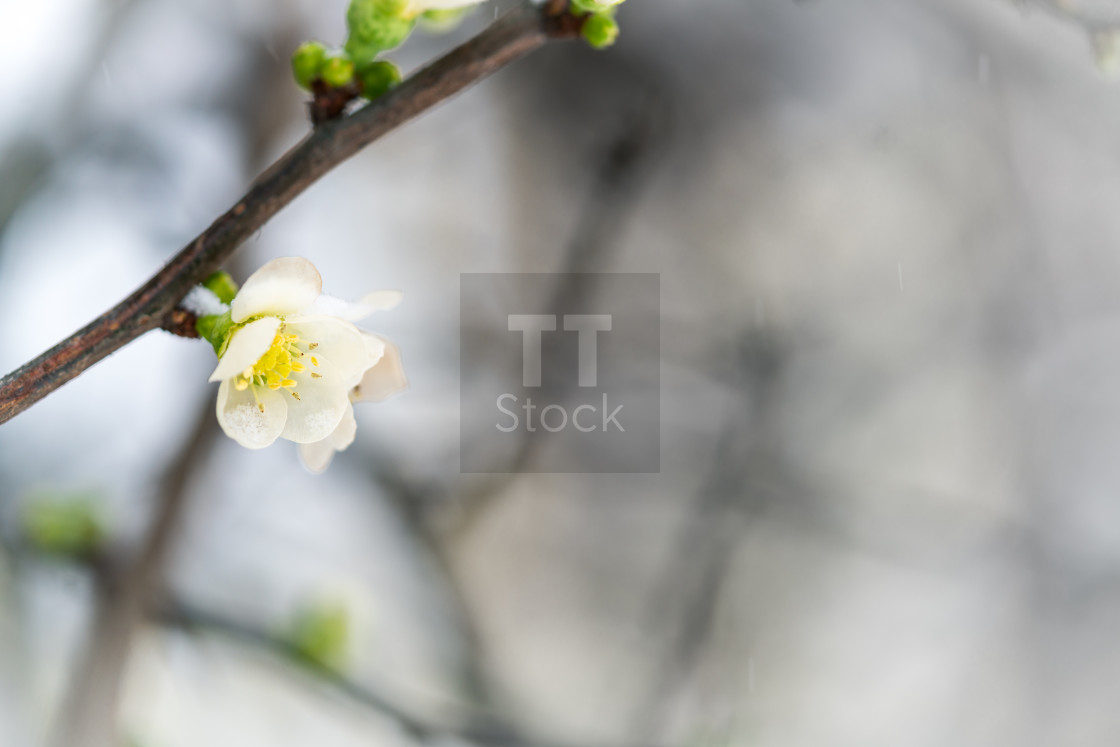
[157,598,621,747]
[51,397,218,747]
[0,2,582,425]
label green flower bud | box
[23,494,104,558]
[288,602,350,673]
[291,41,329,90]
[196,310,233,356]
[357,60,402,100]
[202,271,239,305]
[346,0,418,66]
[321,53,357,88]
[582,14,619,49]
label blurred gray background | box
[2,0,1120,745]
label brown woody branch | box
[0,2,584,425]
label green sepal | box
[202,271,239,305]
[197,310,233,357]
[582,13,619,49]
[288,602,350,673]
[292,41,329,90]
[357,60,402,100]
[23,493,104,558]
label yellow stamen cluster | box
[233,326,320,409]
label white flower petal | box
[216,379,288,449]
[280,357,350,444]
[208,316,281,383]
[231,257,322,323]
[301,290,402,322]
[358,290,403,311]
[359,331,387,366]
[354,335,408,402]
[287,316,373,388]
[299,406,358,473]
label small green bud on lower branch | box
[23,494,104,558]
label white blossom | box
[209,257,405,462]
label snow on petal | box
[299,405,358,473]
[216,378,288,449]
[354,334,408,402]
[208,316,281,383]
[279,356,350,444]
[230,256,323,323]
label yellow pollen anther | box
[311,372,322,379]
[238,329,309,396]
[258,403,265,413]
[308,342,319,350]
[311,356,319,367]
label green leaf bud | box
[291,41,329,90]
[321,53,357,88]
[288,602,350,673]
[23,494,104,558]
[582,13,619,49]
[357,60,402,100]
[202,271,239,305]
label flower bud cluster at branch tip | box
[195,257,408,473]
[291,0,487,115]
[571,0,625,49]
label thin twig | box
[157,598,631,747]
[0,3,582,425]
